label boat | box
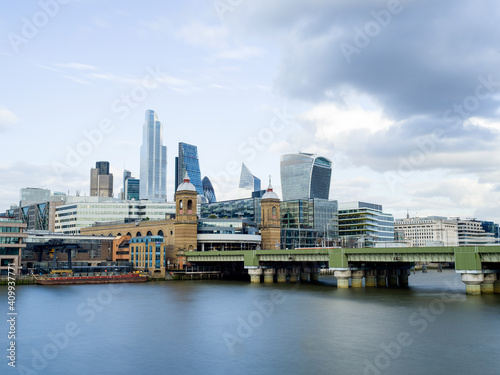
[35,273,148,285]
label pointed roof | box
[176,172,197,192]
[262,175,279,200]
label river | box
[1,270,499,375]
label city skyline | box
[1,1,499,223]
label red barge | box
[35,273,148,285]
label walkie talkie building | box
[280,153,332,201]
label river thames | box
[2,270,499,375]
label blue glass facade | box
[202,177,217,203]
[176,142,203,195]
[237,163,261,198]
[125,178,140,201]
[280,153,332,201]
[140,110,167,201]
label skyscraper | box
[237,163,261,199]
[202,176,216,203]
[175,142,203,195]
[280,153,332,201]
[140,110,167,201]
[90,161,113,197]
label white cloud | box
[0,107,19,131]
[62,75,91,85]
[53,62,99,70]
[211,46,263,61]
[299,99,393,144]
[177,22,228,49]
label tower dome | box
[177,172,196,192]
[262,176,279,200]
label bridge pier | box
[494,279,500,294]
[388,269,399,287]
[276,268,287,283]
[248,268,263,283]
[480,273,496,295]
[351,270,364,288]
[300,268,310,283]
[310,268,320,283]
[289,268,299,283]
[263,268,275,283]
[365,270,377,287]
[377,270,388,288]
[398,269,410,287]
[334,270,351,288]
[461,273,484,295]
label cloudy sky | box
[1,0,499,222]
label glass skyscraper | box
[237,163,261,198]
[175,142,203,195]
[202,177,216,203]
[280,153,332,201]
[140,110,167,201]
[125,178,140,201]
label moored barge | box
[35,273,148,285]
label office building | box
[140,110,167,201]
[54,199,176,234]
[175,142,203,195]
[125,178,140,201]
[280,153,332,201]
[237,163,261,199]
[395,216,459,247]
[455,218,496,246]
[202,177,217,203]
[20,187,51,207]
[338,202,394,247]
[90,161,113,197]
[0,218,27,275]
[481,221,500,243]
[281,198,338,248]
[121,170,132,199]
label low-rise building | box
[455,218,496,246]
[0,219,27,275]
[338,202,394,247]
[395,216,458,247]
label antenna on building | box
[407,209,409,219]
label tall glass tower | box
[175,142,203,195]
[237,163,261,198]
[280,153,332,201]
[140,110,167,201]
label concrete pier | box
[263,268,275,283]
[334,270,351,289]
[248,268,263,283]
[461,273,484,295]
[310,268,320,283]
[399,269,410,287]
[351,270,364,288]
[276,268,287,283]
[388,269,399,287]
[300,268,310,283]
[377,270,387,288]
[480,273,496,295]
[289,268,299,283]
[365,270,377,287]
[494,279,500,294]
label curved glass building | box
[202,176,217,203]
[237,163,261,199]
[140,110,167,201]
[280,153,332,201]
